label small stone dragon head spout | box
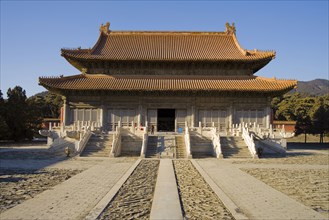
[100,22,110,34]
[225,22,236,35]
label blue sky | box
[1,1,328,97]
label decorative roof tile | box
[61,24,275,62]
[39,74,296,94]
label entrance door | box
[157,109,175,132]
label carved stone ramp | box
[0,158,138,220]
[195,159,326,220]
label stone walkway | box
[0,158,137,220]
[1,156,327,219]
[196,159,326,220]
[150,159,183,220]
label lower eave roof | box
[39,74,297,94]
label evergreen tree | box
[0,91,12,140]
[275,93,300,121]
[311,96,329,143]
[28,92,62,118]
[294,97,315,143]
[5,86,30,141]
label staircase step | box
[220,136,252,159]
[80,134,113,157]
[190,134,214,158]
[146,136,158,158]
[175,136,187,159]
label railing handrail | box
[185,123,191,157]
[110,126,122,157]
[140,126,148,158]
[210,127,222,158]
[76,130,92,154]
[242,127,258,158]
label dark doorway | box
[157,109,175,132]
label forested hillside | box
[272,93,329,143]
[289,79,329,96]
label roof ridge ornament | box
[100,22,110,34]
[81,68,88,74]
[225,22,236,35]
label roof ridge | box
[108,31,228,35]
[84,74,256,80]
[256,76,297,82]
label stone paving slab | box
[150,159,183,220]
[233,163,328,170]
[85,159,141,219]
[196,159,326,220]
[0,159,136,220]
[191,160,248,220]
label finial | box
[81,68,88,74]
[100,22,110,34]
[225,22,236,35]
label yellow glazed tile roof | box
[62,32,275,61]
[39,74,296,94]
[61,25,275,62]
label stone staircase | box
[221,136,252,159]
[175,136,187,159]
[120,134,142,157]
[80,134,113,157]
[146,136,158,158]
[190,133,214,158]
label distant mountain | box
[289,79,329,96]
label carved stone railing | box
[72,121,102,132]
[184,122,192,158]
[110,125,122,157]
[210,127,223,158]
[75,130,92,154]
[39,129,56,146]
[261,138,287,153]
[242,127,258,158]
[140,126,148,158]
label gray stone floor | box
[0,146,328,220]
[196,159,326,220]
[0,158,136,220]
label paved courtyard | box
[0,145,328,220]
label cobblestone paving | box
[0,168,82,213]
[98,160,159,220]
[0,150,64,159]
[173,160,234,220]
[0,159,135,220]
[242,168,329,218]
[233,152,329,165]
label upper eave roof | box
[61,23,275,64]
[39,74,296,95]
